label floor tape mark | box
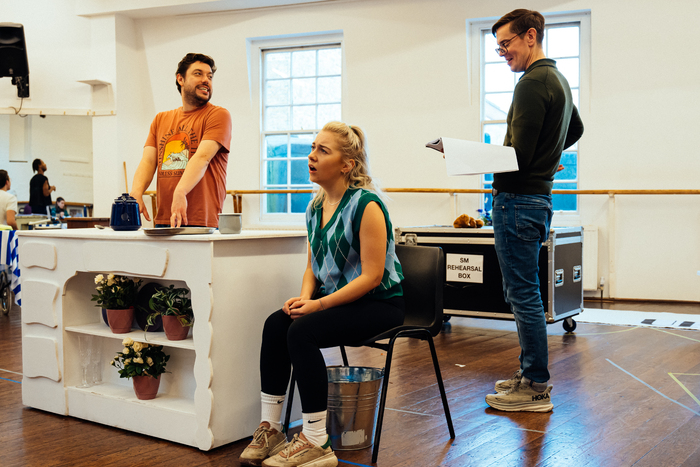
[339,461,374,467]
[0,376,21,384]
[0,368,23,376]
[650,328,700,343]
[668,373,700,408]
[607,359,700,416]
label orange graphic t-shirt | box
[145,103,232,227]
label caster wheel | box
[443,315,452,323]
[563,318,577,333]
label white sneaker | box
[494,370,522,393]
[486,378,553,412]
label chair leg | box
[283,371,296,435]
[426,335,455,439]
[371,334,399,464]
[340,346,349,366]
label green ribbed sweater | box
[493,58,584,195]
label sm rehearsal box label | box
[446,254,483,283]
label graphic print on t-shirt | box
[158,128,200,177]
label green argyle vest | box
[306,187,403,300]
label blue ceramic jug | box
[110,193,142,231]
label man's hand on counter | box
[170,191,188,227]
[130,192,152,222]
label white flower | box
[147,357,153,366]
[132,342,144,352]
[122,337,134,346]
[94,274,104,284]
[107,274,116,286]
[133,357,144,364]
[110,360,115,366]
[122,347,130,355]
[124,358,131,365]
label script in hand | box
[426,137,519,176]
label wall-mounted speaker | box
[0,22,30,98]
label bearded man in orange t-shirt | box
[130,53,232,228]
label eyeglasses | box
[495,31,525,56]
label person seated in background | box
[239,122,405,467]
[0,170,18,230]
[53,197,67,219]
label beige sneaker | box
[240,422,287,466]
[486,378,553,412]
[262,432,338,467]
[494,369,522,393]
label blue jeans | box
[492,192,553,383]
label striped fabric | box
[306,187,403,300]
[0,231,21,306]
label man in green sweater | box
[485,9,584,412]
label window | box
[477,14,588,213]
[261,45,342,216]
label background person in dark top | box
[29,158,56,215]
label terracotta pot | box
[132,374,161,400]
[106,307,135,334]
[162,315,190,340]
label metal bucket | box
[326,366,384,451]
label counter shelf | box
[19,228,308,449]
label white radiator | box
[582,225,599,291]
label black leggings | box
[260,295,405,413]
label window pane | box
[483,122,507,146]
[483,33,501,63]
[552,182,577,211]
[267,193,288,213]
[485,63,515,92]
[571,89,579,107]
[265,106,290,131]
[292,105,316,130]
[318,48,341,75]
[292,50,316,77]
[484,93,512,120]
[555,152,577,180]
[265,52,291,79]
[291,193,313,213]
[265,134,288,159]
[290,133,313,158]
[291,159,310,185]
[266,80,290,106]
[483,183,493,213]
[317,104,341,128]
[266,159,288,185]
[556,58,579,87]
[318,76,341,103]
[292,78,316,105]
[547,27,579,58]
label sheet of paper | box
[439,137,519,176]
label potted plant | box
[145,284,194,340]
[111,337,169,400]
[91,274,141,334]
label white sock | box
[261,392,285,432]
[302,410,329,447]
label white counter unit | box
[19,229,308,450]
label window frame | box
[468,11,590,222]
[254,33,344,223]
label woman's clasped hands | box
[283,296,324,319]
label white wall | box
[0,115,93,206]
[1,0,699,301]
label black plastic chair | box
[283,244,455,463]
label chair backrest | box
[394,244,445,336]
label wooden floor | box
[2,300,700,467]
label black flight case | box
[394,226,583,332]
